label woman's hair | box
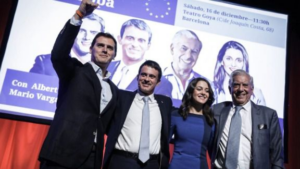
[178,77,215,126]
[213,41,249,94]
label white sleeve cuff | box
[70,16,82,26]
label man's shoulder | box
[154,93,171,99]
[118,89,135,96]
[252,102,276,113]
[212,101,232,114]
[213,101,232,108]
[154,94,172,104]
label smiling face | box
[73,19,102,57]
[222,48,244,75]
[137,65,160,95]
[118,26,150,64]
[230,73,253,106]
[171,35,201,71]
[90,36,116,68]
[192,80,210,105]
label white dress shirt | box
[115,91,162,154]
[111,60,144,90]
[216,101,252,169]
[89,62,112,143]
[163,63,196,99]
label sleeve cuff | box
[70,16,82,26]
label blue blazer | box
[211,101,283,169]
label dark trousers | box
[107,152,160,169]
[40,151,96,169]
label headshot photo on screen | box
[0,0,287,122]
[107,18,172,97]
[163,29,213,107]
[29,13,105,76]
[213,40,266,105]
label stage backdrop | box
[0,0,289,168]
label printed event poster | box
[0,0,287,135]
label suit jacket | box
[211,101,283,169]
[107,60,173,98]
[39,20,118,169]
[103,90,173,169]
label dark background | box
[0,0,299,168]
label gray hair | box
[229,69,254,88]
[171,29,202,51]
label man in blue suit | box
[107,19,172,97]
[211,69,283,169]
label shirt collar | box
[89,61,111,79]
[233,100,251,112]
[136,90,155,103]
[164,62,196,78]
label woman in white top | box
[213,40,266,105]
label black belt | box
[113,149,159,160]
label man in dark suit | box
[29,11,105,76]
[107,19,172,97]
[211,69,283,169]
[104,60,173,169]
[39,1,118,168]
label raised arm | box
[51,0,99,80]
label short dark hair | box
[120,19,152,44]
[90,32,117,54]
[138,60,162,82]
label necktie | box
[138,96,150,163]
[225,106,242,169]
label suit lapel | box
[118,91,136,131]
[155,95,168,139]
[251,102,261,150]
[101,79,118,114]
[216,104,232,146]
[84,64,101,114]
[251,102,262,139]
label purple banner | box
[0,69,58,112]
[56,0,177,25]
